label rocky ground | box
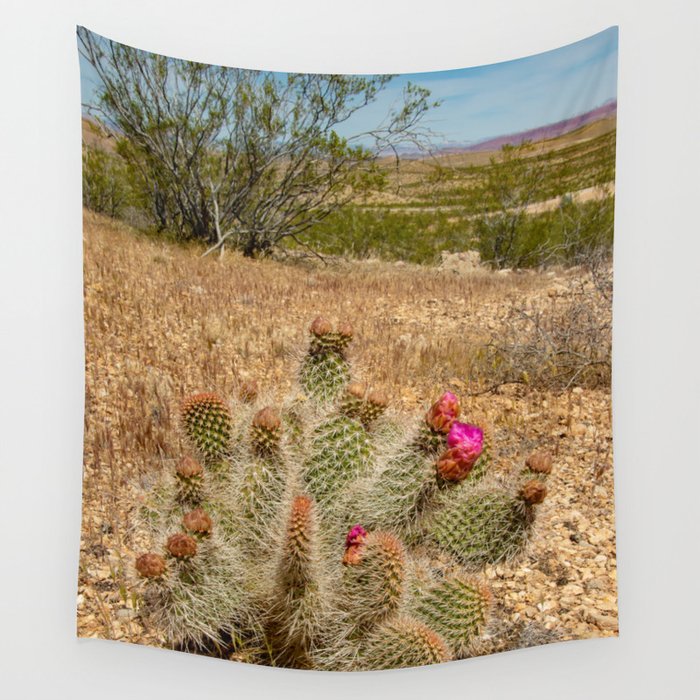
[77,211,617,656]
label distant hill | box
[439,101,617,154]
[82,117,117,152]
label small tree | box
[78,27,437,257]
[472,142,552,269]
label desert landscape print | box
[77,26,618,670]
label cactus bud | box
[176,455,203,479]
[251,406,282,455]
[340,382,366,418]
[334,321,354,349]
[336,321,353,341]
[342,524,368,566]
[520,479,547,505]
[175,455,204,502]
[239,380,259,404]
[347,382,366,400]
[136,552,166,578]
[166,533,197,559]
[183,508,213,537]
[360,389,389,426]
[525,450,553,476]
[424,391,461,434]
[310,316,333,338]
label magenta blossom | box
[343,524,368,566]
[447,421,484,452]
[437,422,485,482]
[345,524,368,549]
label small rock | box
[583,609,618,631]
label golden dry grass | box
[78,210,617,649]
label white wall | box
[0,1,698,698]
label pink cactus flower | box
[447,421,484,452]
[345,524,368,548]
[343,524,368,566]
[425,391,461,433]
[437,422,484,482]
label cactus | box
[412,574,491,658]
[268,495,325,668]
[427,479,548,567]
[299,317,352,402]
[180,393,232,463]
[362,617,451,670]
[134,317,553,669]
[342,531,406,633]
[304,411,373,508]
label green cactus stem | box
[299,316,352,402]
[413,574,491,658]
[180,393,232,463]
[362,616,451,670]
[429,480,548,567]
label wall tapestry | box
[77,25,618,669]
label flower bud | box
[175,455,203,479]
[136,553,166,578]
[346,382,367,400]
[367,390,388,410]
[436,422,484,481]
[183,508,213,536]
[447,422,484,453]
[251,406,282,454]
[359,389,389,426]
[345,524,368,548]
[252,406,281,432]
[336,321,353,340]
[520,479,547,505]
[525,450,553,475]
[342,524,367,566]
[425,391,461,433]
[310,315,333,337]
[166,533,198,559]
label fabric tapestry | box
[77,25,618,669]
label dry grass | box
[78,210,617,649]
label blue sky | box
[80,26,617,148]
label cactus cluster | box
[134,317,552,670]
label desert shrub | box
[474,268,612,390]
[82,146,135,218]
[299,206,468,264]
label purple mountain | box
[441,100,617,154]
